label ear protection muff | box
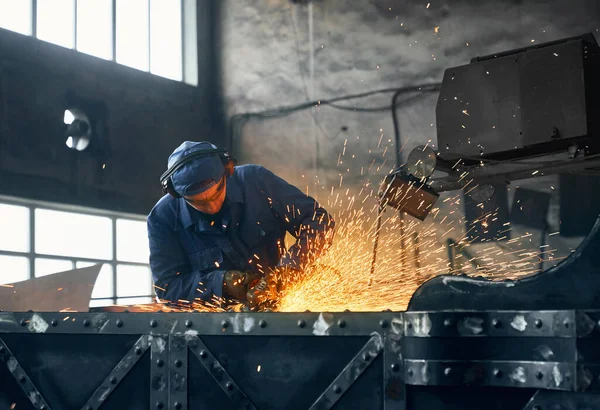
[159,148,236,198]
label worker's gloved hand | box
[222,270,262,302]
[246,266,302,310]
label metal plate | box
[404,360,575,391]
[404,311,576,338]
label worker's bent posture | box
[147,141,335,308]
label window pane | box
[116,264,152,297]
[36,0,75,48]
[0,204,29,252]
[117,296,153,305]
[0,255,30,284]
[150,0,182,81]
[90,298,114,308]
[116,219,149,263]
[35,209,112,260]
[35,258,74,277]
[0,0,32,35]
[77,0,113,60]
[77,261,114,298]
[116,0,149,71]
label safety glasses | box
[184,174,226,205]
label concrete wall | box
[221,0,600,296]
[0,0,225,215]
[223,0,600,186]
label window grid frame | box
[0,195,154,305]
[12,0,188,83]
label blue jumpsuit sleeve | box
[258,166,335,269]
[147,213,226,304]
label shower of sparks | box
[118,140,572,314]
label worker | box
[147,141,335,309]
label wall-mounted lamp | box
[63,108,91,151]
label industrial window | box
[0,0,195,84]
[0,197,154,308]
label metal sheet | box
[0,265,102,312]
[0,336,51,410]
[404,311,576,338]
[188,335,256,409]
[523,390,600,410]
[309,333,383,410]
[404,360,575,391]
[82,335,150,409]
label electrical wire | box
[228,82,442,154]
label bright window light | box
[116,264,153,297]
[116,0,149,72]
[34,258,73,277]
[35,209,113,260]
[36,0,75,49]
[77,261,114,299]
[0,255,29,284]
[77,0,113,60]
[0,0,32,36]
[117,296,153,305]
[116,219,149,263]
[90,298,114,308]
[150,0,182,81]
[0,204,29,252]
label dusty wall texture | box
[220,0,600,306]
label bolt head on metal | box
[297,319,306,328]
[150,319,158,328]
[407,322,413,329]
[0,346,5,353]
[337,319,346,328]
[19,375,26,383]
[492,319,502,328]
[407,368,414,377]
[174,402,182,410]
[199,350,208,359]
[20,319,27,326]
[116,319,123,327]
[225,381,234,391]
[40,405,46,410]
[536,371,544,380]
[83,319,90,327]
[391,363,400,372]
[493,369,502,378]
[535,319,543,328]
[259,319,267,328]
[185,320,193,328]
[443,318,453,327]
[221,320,229,328]
[156,402,164,409]
[379,319,389,328]
[135,347,142,355]
[362,352,370,361]
[563,319,570,328]
[156,359,164,367]
[51,319,58,327]
[110,376,117,384]
[444,367,452,376]
[175,359,182,368]
[333,385,342,394]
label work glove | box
[222,270,262,302]
[246,266,302,310]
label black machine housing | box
[436,33,600,162]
